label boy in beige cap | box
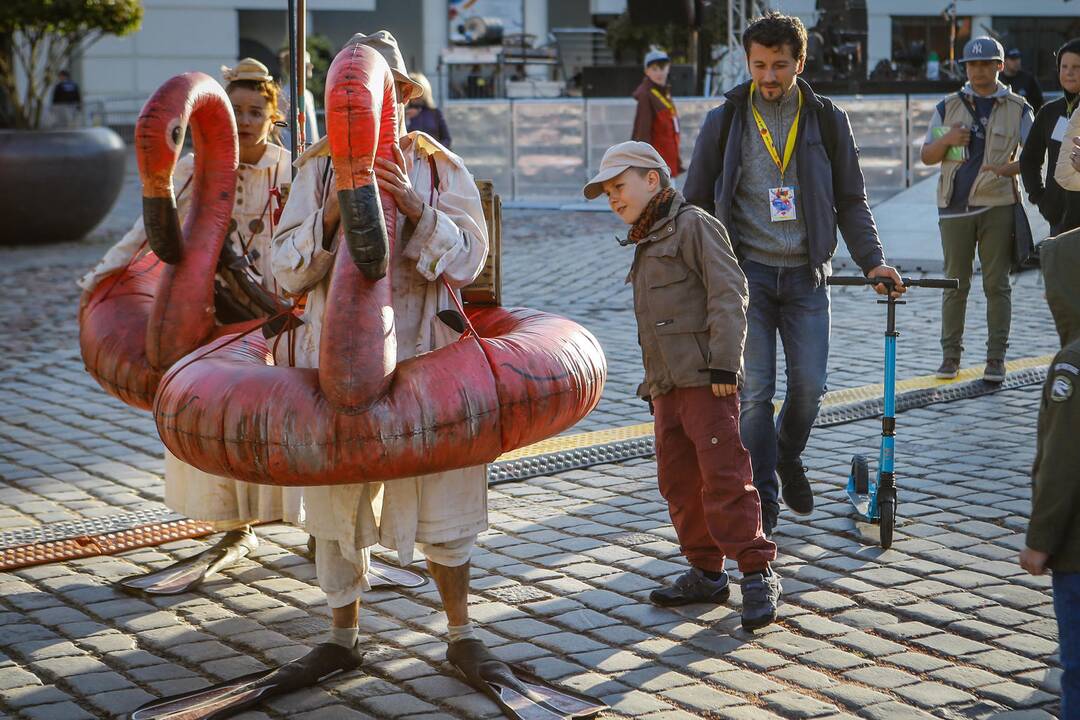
[585,141,780,631]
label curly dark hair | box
[742,11,808,61]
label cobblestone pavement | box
[0,207,1062,719]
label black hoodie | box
[1026,229,1080,570]
[1019,91,1080,234]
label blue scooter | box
[826,275,959,549]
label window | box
[891,15,973,78]
[994,16,1080,89]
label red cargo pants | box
[653,386,777,573]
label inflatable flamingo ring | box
[78,73,268,410]
[152,44,607,487]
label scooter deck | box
[847,491,875,521]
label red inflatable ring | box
[152,44,607,486]
[78,72,263,410]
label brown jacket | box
[628,193,748,399]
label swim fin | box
[304,536,428,590]
[128,640,363,720]
[368,558,427,589]
[116,527,258,596]
[447,638,607,719]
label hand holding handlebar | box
[827,276,960,289]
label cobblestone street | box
[0,204,1063,719]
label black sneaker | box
[777,462,814,516]
[741,567,782,632]
[762,505,778,539]
[650,568,730,607]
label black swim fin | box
[116,527,258,596]
[448,638,607,719]
[128,640,363,720]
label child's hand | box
[1019,547,1049,575]
[712,383,737,397]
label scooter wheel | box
[878,487,896,549]
[851,455,869,495]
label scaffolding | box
[712,0,771,96]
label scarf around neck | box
[628,187,676,244]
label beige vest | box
[936,91,1026,209]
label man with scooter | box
[683,11,904,536]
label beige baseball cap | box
[347,31,424,102]
[583,141,671,200]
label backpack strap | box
[815,96,839,165]
[714,100,737,165]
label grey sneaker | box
[984,359,1006,383]
[650,568,730,607]
[741,567,782,632]
[936,358,960,379]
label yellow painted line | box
[821,353,1053,407]
[497,423,653,461]
[495,354,1053,462]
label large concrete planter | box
[0,127,126,245]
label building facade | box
[74,0,1080,109]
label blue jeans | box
[1055,571,1080,719]
[739,261,831,515]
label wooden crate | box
[462,179,502,306]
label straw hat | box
[346,31,424,102]
[221,57,273,84]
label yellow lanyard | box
[650,87,677,115]
[750,82,802,180]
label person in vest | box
[278,48,320,153]
[1021,39,1080,236]
[921,36,1034,384]
[632,49,682,177]
[683,12,901,537]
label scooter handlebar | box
[826,276,959,290]
[911,278,960,289]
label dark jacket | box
[52,79,81,106]
[1019,93,1080,235]
[1026,229,1080,571]
[1003,70,1043,114]
[683,77,885,286]
[628,193,748,399]
[406,106,451,149]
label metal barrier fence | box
[88,92,982,204]
[446,94,925,205]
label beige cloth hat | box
[347,31,424,102]
[221,57,273,84]
[583,141,671,199]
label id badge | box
[1052,116,1069,143]
[769,186,796,222]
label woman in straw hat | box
[80,58,298,594]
